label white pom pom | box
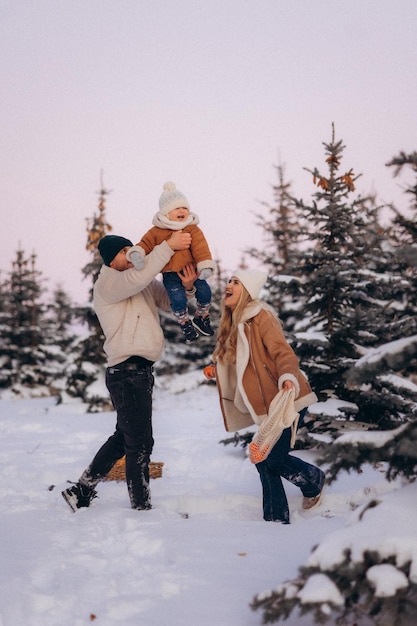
[163,181,176,192]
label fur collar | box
[234,300,267,424]
[239,300,276,324]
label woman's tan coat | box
[215,301,317,432]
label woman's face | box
[224,277,243,310]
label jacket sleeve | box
[189,226,216,271]
[135,227,160,255]
[256,311,301,394]
[151,279,171,311]
[95,240,174,304]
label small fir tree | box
[45,284,78,396]
[247,162,308,329]
[65,175,113,410]
[0,247,59,394]
[386,151,417,325]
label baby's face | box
[167,206,189,222]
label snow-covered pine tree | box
[386,151,417,327]
[252,406,417,625]
[251,147,417,626]
[0,247,60,395]
[386,151,417,240]
[46,284,79,398]
[246,162,308,330]
[65,175,112,410]
[318,149,417,479]
[0,270,8,388]
[291,128,373,390]
[317,151,417,482]
[283,126,413,432]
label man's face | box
[109,246,134,271]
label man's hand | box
[178,263,198,291]
[168,230,192,251]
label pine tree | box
[248,162,300,273]
[386,151,417,320]
[0,247,58,394]
[386,151,417,239]
[0,270,8,387]
[282,126,413,431]
[251,542,417,625]
[45,284,78,397]
[250,146,417,626]
[247,162,308,329]
[384,151,417,389]
[83,172,113,297]
[318,150,417,479]
[295,128,372,364]
[65,175,113,410]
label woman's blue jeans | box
[79,359,154,510]
[255,409,325,523]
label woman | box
[205,269,325,524]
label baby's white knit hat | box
[159,181,190,215]
[232,269,267,300]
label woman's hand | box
[203,364,216,380]
[282,380,295,391]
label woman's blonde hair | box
[213,284,252,364]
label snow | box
[307,482,417,577]
[353,335,417,368]
[0,375,415,626]
[334,423,408,446]
[380,373,417,393]
[296,573,344,606]
[366,564,408,597]
[309,398,358,418]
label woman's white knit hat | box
[232,269,267,300]
[159,181,190,215]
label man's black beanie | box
[98,235,133,266]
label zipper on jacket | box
[263,364,278,385]
[130,314,140,343]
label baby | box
[128,182,215,343]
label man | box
[62,231,196,512]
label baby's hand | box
[129,250,145,270]
[198,268,212,281]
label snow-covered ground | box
[0,372,413,626]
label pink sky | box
[1,0,416,302]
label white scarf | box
[249,388,299,464]
[234,300,275,425]
[152,211,199,230]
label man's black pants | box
[79,357,154,509]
